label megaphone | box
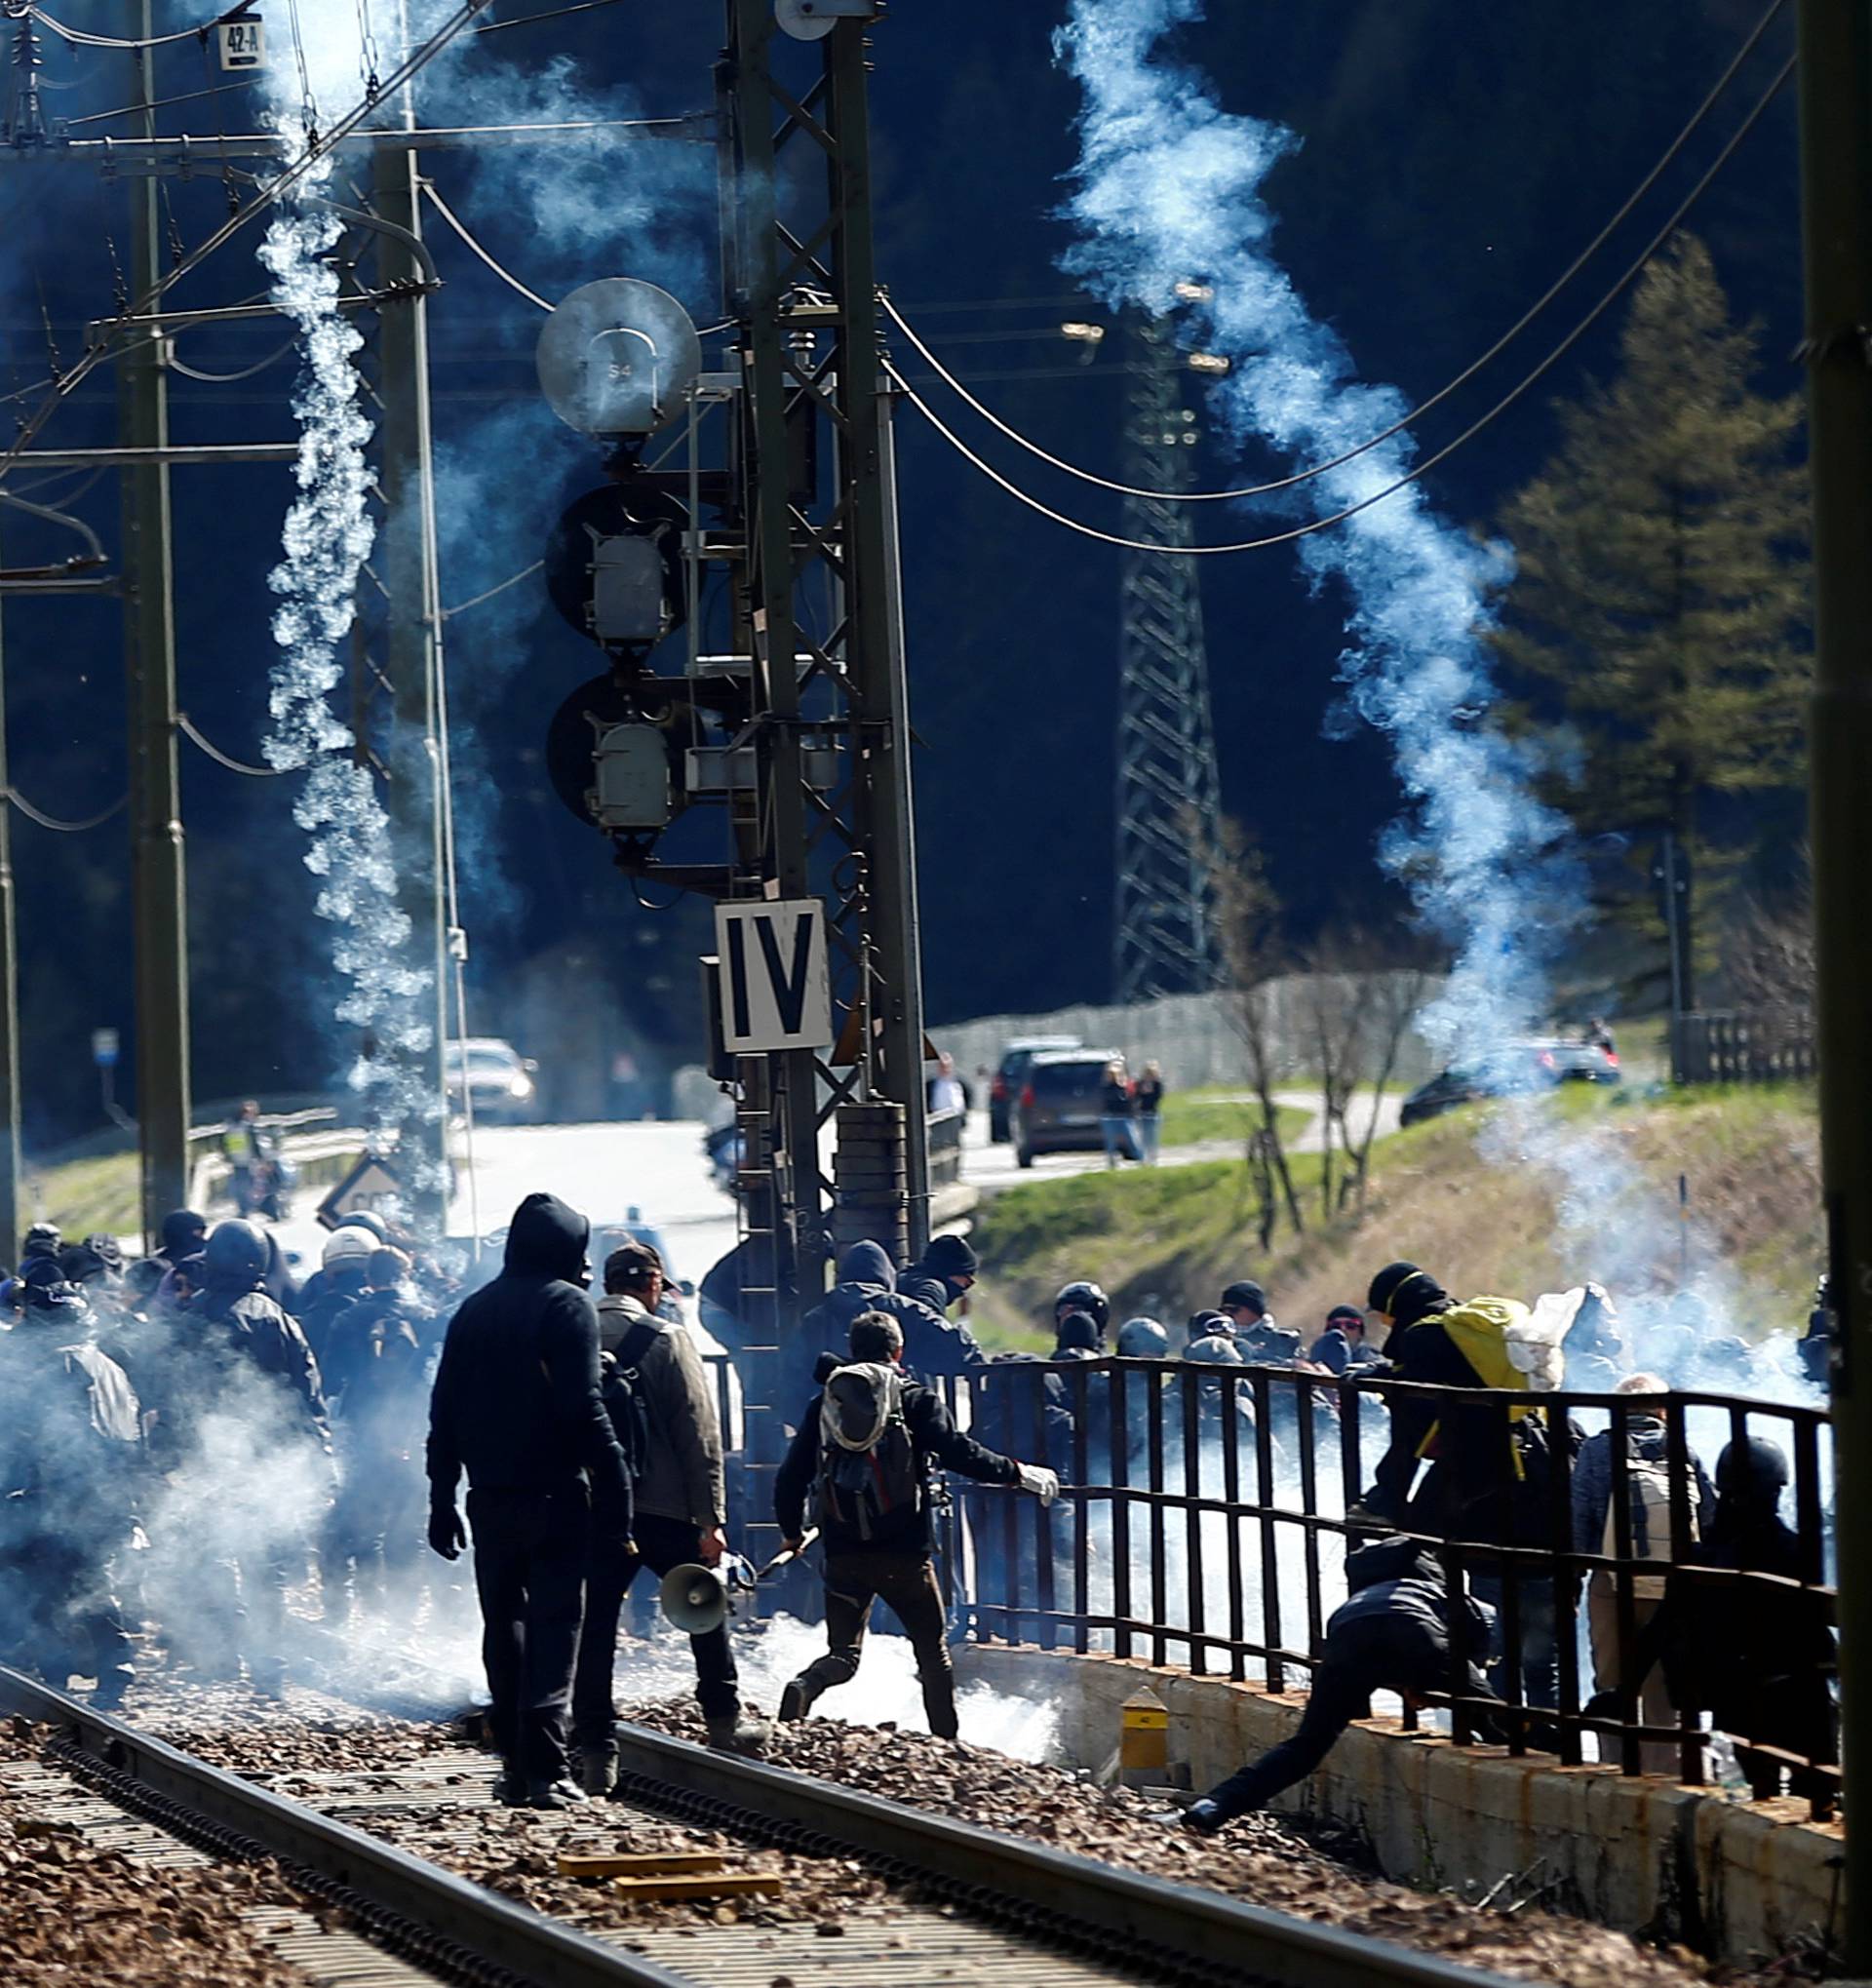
[657,1531,821,1635]
[659,1560,744,1636]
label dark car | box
[1011,1047,1122,1167]
[1399,1037,1622,1127]
[989,1033,1082,1143]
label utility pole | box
[120,1,190,1243]
[370,3,450,1228]
[0,550,23,1266]
[1111,312,1222,1003]
[1800,0,1872,1962]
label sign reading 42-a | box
[217,10,264,71]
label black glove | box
[428,1501,467,1562]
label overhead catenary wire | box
[165,337,297,384]
[26,5,212,49]
[421,183,551,311]
[0,1,499,483]
[893,53,1795,558]
[67,80,256,129]
[440,558,544,621]
[472,0,627,32]
[883,0,1791,509]
[4,787,127,832]
[176,713,284,777]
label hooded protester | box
[1182,1536,1501,1831]
[1308,1306,1373,1378]
[1354,1260,1572,1710]
[572,1241,761,1785]
[902,1231,978,1312]
[774,1309,1058,1739]
[0,1272,142,1709]
[425,1192,633,1811]
[127,1210,209,1306]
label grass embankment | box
[1154,1091,1311,1149]
[967,1083,1820,1353]
[25,1151,142,1239]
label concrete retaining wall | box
[956,1644,1842,1969]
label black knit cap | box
[921,1232,979,1278]
[1366,1261,1449,1324]
[1325,1304,1364,1325]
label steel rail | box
[0,1665,693,1988]
[609,1721,1517,1988]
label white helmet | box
[322,1225,377,1269]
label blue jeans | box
[1101,1115,1133,1165]
[1138,1113,1161,1163]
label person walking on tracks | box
[774,1310,1058,1739]
[572,1241,764,1786]
[425,1193,633,1811]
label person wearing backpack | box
[426,1193,632,1811]
[773,1310,1059,1738]
[571,1242,762,1786]
[1571,1373,1714,1772]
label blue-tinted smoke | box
[1054,0,1580,1072]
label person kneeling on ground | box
[774,1309,1058,1740]
[1182,1535,1501,1833]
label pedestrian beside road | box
[219,1102,278,1220]
[1133,1062,1166,1163]
[572,1241,763,1785]
[774,1310,1058,1738]
[926,1053,970,1116]
[1100,1058,1137,1168]
[425,1192,633,1810]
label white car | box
[445,1036,540,1124]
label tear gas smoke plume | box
[1053,1,1814,1380]
[256,5,439,1189]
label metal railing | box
[933,1359,1837,1815]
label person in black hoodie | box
[126,1209,208,1306]
[1182,1536,1502,1831]
[773,1310,1057,1738]
[426,1192,632,1810]
[795,1240,984,1411]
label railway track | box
[0,1662,1513,1988]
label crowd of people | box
[0,1209,450,1704]
[0,1184,1837,1836]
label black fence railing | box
[929,1359,1838,1817]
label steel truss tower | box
[1112,313,1222,1003]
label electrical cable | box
[176,713,284,777]
[67,80,254,128]
[473,0,627,32]
[0,486,105,565]
[885,0,1791,508]
[4,787,127,832]
[0,0,498,481]
[420,182,551,311]
[892,54,1794,558]
[440,559,544,621]
[25,6,213,48]
[166,337,296,383]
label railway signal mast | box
[538,0,927,1548]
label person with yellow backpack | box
[1352,1261,1578,1710]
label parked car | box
[989,1033,1083,1143]
[1399,1037,1621,1127]
[1011,1047,1123,1167]
[444,1036,540,1124]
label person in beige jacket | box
[570,1241,764,1787]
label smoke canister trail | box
[256,12,439,1189]
[1053,0,1580,1074]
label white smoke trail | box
[257,22,440,1190]
[1055,0,1580,1078]
[1049,2,1824,1376]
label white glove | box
[1016,1463,1060,1506]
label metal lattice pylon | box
[1112,312,1222,1002]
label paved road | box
[957,1087,1403,1196]
[275,1119,742,1291]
